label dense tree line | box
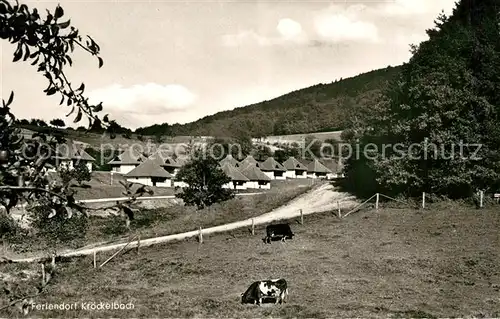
[135,66,400,138]
[342,0,500,199]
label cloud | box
[221,18,307,47]
[276,18,303,39]
[86,83,197,129]
[89,83,197,116]
[314,12,379,43]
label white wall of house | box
[119,165,137,174]
[307,172,327,179]
[86,162,93,172]
[223,181,248,189]
[274,171,286,180]
[126,177,172,187]
[245,181,271,189]
[284,170,295,178]
[262,171,275,180]
[295,170,307,178]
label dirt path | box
[8,183,358,263]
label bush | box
[28,205,88,252]
[0,213,22,240]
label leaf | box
[94,102,103,112]
[54,5,64,19]
[98,56,103,68]
[74,109,82,123]
[47,87,57,95]
[23,45,30,61]
[65,105,75,117]
[7,91,14,106]
[58,19,70,29]
[103,114,109,123]
[13,47,22,62]
[77,83,85,92]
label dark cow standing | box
[264,223,294,244]
[241,279,288,305]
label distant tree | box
[175,148,234,210]
[72,161,92,186]
[17,119,29,125]
[49,118,65,127]
[76,126,87,132]
[274,149,289,163]
[254,145,272,161]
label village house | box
[282,157,308,179]
[259,157,286,180]
[306,159,332,179]
[53,141,95,172]
[220,154,239,167]
[125,157,173,187]
[220,162,249,190]
[321,158,345,179]
[240,164,272,189]
[148,151,189,187]
[239,155,260,169]
[107,147,147,174]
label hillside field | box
[2,203,499,318]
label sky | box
[1,0,457,130]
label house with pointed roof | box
[148,151,183,176]
[306,158,332,179]
[220,154,239,167]
[241,165,272,189]
[282,157,308,179]
[259,157,286,180]
[220,162,249,190]
[239,155,259,169]
[108,147,147,174]
[321,158,345,179]
[125,158,173,187]
[53,140,95,172]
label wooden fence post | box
[375,193,379,210]
[480,190,484,208]
[93,250,97,268]
[251,219,255,235]
[337,201,341,218]
[198,227,203,244]
[300,209,303,225]
[41,264,45,285]
[137,236,141,255]
[422,192,426,209]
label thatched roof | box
[125,159,172,178]
[148,150,182,168]
[259,157,286,172]
[220,162,249,182]
[307,159,332,174]
[282,157,307,171]
[108,147,146,165]
[241,165,271,182]
[220,154,239,167]
[54,141,95,161]
[240,155,258,166]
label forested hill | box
[136,65,402,138]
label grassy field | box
[6,179,318,255]
[2,202,499,318]
[258,130,343,145]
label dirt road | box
[9,183,358,262]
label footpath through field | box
[9,183,358,263]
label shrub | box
[28,205,88,252]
